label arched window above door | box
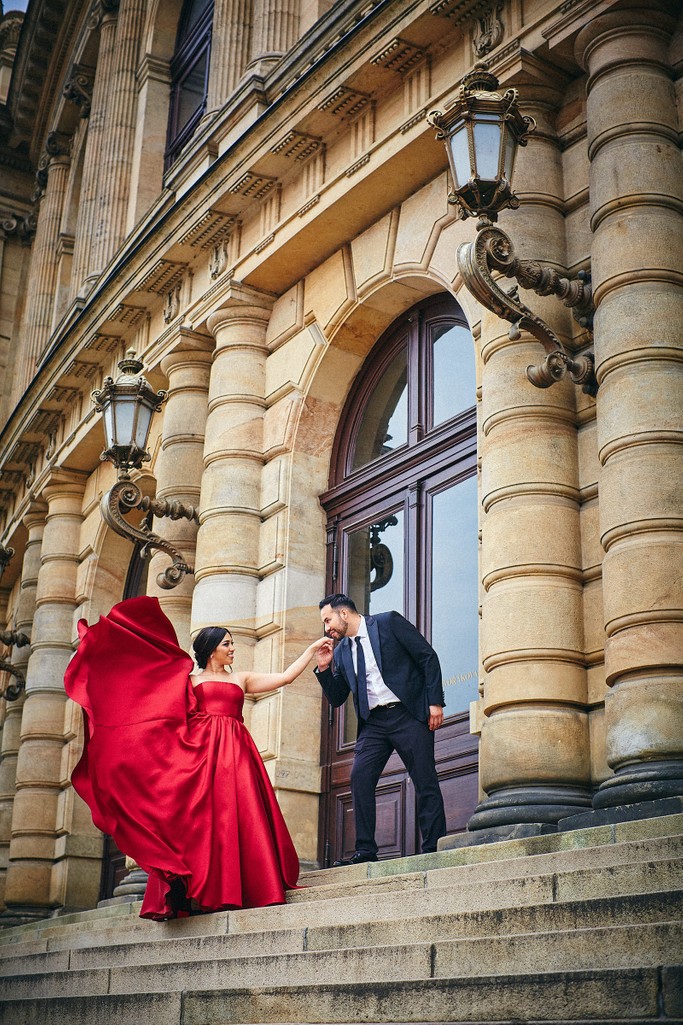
[165,0,214,169]
[334,294,476,482]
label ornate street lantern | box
[92,352,198,589]
[427,63,535,224]
[427,65,597,396]
[92,350,167,479]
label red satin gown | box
[64,596,300,919]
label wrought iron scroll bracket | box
[457,222,598,397]
[0,630,30,702]
[101,479,199,590]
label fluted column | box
[193,286,272,648]
[146,334,213,649]
[249,0,299,68]
[21,146,71,387]
[576,8,683,809]
[91,0,145,275]
[0,505,47,909]
[70,0,120,298]
[206,0,252,111]
[1,473,86,923]
[470,94,592,832]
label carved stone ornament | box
[88,0,121,31]
[209,240,229,280]
[0,11,23,52]
[457,222,598,395]
[163,283,181,324]
[63,67,95,118]
[473,2,504,58]
[0,212,36,245]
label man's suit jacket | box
[315,611,445,725]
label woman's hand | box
[313,637,334,672]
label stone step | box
[0,888,678,976]
[1,965,681,1024]
[303,832,683,889]
[0,851,678,963]
[2,919,681,1001]
[0,830,678,957]
[0,829,677,952]
[224,856,683,935]
[5,914,680,1000]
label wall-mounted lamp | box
[92,351,199,589]
[427,64,597,397]
[0,545,30,700]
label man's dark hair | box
[319,593,358,613]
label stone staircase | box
[0,816,681,1024]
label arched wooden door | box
[319,294,480,866]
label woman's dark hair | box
[193,626,232,669]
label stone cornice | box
[7,0,83,156]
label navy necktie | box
[354,637,370,720]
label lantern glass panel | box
[448,120,472,187]
[112,394,138,450]
[503,126,517,181]
[102,403,115,450]
[134,400,155,451]
[472,114,502,180]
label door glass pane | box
[431,476,479,716]
[342,511,405,744]
[432,324,475,428]
[352,348,407,471]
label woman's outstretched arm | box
[236,637,332,695]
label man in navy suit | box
[315,593,446,865]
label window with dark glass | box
[166,0,214,170]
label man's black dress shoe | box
[332,852,378,867]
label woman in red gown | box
[64,595,331,919]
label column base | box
[558,794,683,832]
[0,904,55,928]
[593,759,683,809]
[110,866,148,900]
[467,784,593,832]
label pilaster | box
[91,0,145,276]
[20,146,71,388]
[146,332,213,648]
[206,0,252,111]
[0,504,47,909]
[194,285,273,651]
[575,6,683,809]
[471,91,592,832]
[1,474,86,923]
[70,2,120,298]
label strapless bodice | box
[192,680,244,721]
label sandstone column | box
[70,0,120,298]
[470,91,592,832]
[146,333,213,649]
[249,0,299,69]
[1,473,86,923]
[206,0,252,111]
[20,144,71,387]
[576,8,683,809]
[194,286,272,650]
[91,0,145,275]
[0,504,46,909]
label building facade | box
[0,0,681,922]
